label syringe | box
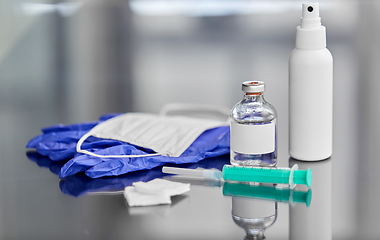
[162,164,312,189]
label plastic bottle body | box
[289,48,333,160]
[230,92,277,167]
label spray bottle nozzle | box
[301,3,321,29]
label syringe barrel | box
[222,165,311,187]
[222,165,291,184]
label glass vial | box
[230,81,277,167]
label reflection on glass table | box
[289,157,332,240]
[223,182,311,207]
[231,194,277,240]
[168,176,311,240]
[222,182,311,240]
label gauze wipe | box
[76,112,228,158]
[133,178,191,196]
[124,179,191,207]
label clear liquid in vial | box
[230,81,277,167]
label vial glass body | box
[230,90,277,167]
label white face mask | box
[76,104,229,158]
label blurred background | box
[0,0,379,239]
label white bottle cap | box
[242,81,265,93]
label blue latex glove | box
[27,113,230,179]
[28,150,229,197]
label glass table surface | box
[0,1,379,239]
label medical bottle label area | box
[230,81,277,167]
[230,121,275,154]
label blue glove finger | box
[31,131,90,157]
[59,155,104,179]
[26,134,45,148]
[48,139,124,161]
[27,130,89,149]
[48,148,78,161]
[34,133,108,155]
[35,142,75,156]
[85,152,204,178]
[83,150,163,178]
[59,144,150,178]
[85,156,164,178]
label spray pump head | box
[296,3,326,49]
[301,3,321,29]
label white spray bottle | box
[289,3,333,161]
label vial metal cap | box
[242,81,265,93]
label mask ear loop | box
[76,132,161,158]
